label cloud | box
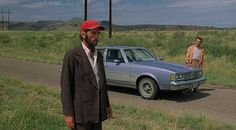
[168,0,236,8]
[0,0,21,5]
[87,0,96,5]
[22,1,62,8]
[113,0,123,5]
[5,0,236,27]
[82,0,123,6]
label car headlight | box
[176,74,184,80]
[198,70,203,77]
[170,74,175,81]
[170,74,184,81]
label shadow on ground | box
[108,86,213,102]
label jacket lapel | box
[76,47,98,89]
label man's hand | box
[64,115,75,129]
[107,106,113,119]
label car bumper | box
[170,77,207,90]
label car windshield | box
[124,48,156,62]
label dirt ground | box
[0,56,235,126]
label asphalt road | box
[0,56,235,125]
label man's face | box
[82,29,100,49]
[195,39,202,47]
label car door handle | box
[104,66,108,67]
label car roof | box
[96,46,144,50]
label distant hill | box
[8,17,217,31]
[9,17,83,31]
[100,21,216,31]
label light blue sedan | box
[97,46,206,99]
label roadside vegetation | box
[0,74,234,130]
[0,29,236,87]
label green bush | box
[166,32,188,56]
[0,34,11,44]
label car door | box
[104,49,131,87]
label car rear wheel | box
[138,78,159,100]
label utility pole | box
[109,0,112,38]
[0,9,12,30]
[83,0,112,38]
[84,0,87,21]
[7,9,10,29]
[1,9,3,29]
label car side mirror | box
[114,59,121,65]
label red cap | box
[80,20,105,32]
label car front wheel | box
[138,78,159,100]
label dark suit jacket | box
[60,46,110,123]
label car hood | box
[134,60,192,73]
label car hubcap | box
[142,82,153,96]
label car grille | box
[184,72,192,80]
[193,71,199,79]
[184,71,200,80]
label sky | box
[0,0,236,28]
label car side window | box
[124,49,136,62]
[106,49,125,63]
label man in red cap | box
[61,19,113,130]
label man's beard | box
[85,35,98,52]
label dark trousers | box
[73,91,103,130]
[73,92,102,130]
[72,121,102,130]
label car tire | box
[138,78,159,100]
